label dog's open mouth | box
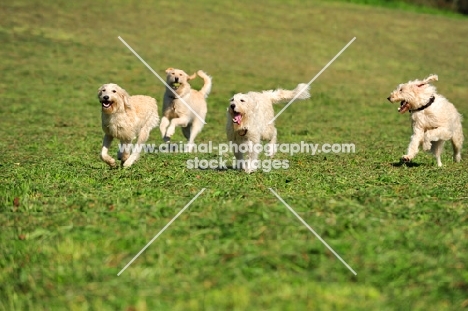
[398,101,410,114]
[101,100,112,109]
[232,112,242,125]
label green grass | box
[1,0,468,310]
[332,0,468,17]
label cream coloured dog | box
[98,83,159,168]
[160,68,211,151]
[387,74,463,166]
[226,83,310,173]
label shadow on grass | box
[200,166,252,172]
[391,161,422,168]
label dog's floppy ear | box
[117,87,131,109]
[423,74,438,83]
[187,72,197,81]
[417,74,438,87]
[165,67,174,74]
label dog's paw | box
[166,126,175,137]
[102,157,117,168]
[185,143,195,153]
[122,160,134,168]
[422,140,432,151]
[265,144,277,157]
[401,155,412,162]
[120,154,130,162]
[121,155,136,168]
[243,161,259,173]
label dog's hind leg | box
[119,140,131,163]
[117,141,131,161]
[182,125,193,152]
[451,127,463,163]
[266,128,277,157]
[182,126,191,141]
[423,128,452,151]
[430,140,445,167]
[233,149,244,170]
[122,128,151,168]
[186,118,205,152]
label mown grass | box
[1,0,468,310]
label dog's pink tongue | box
[234,114,242,124]
[398,102,410,114]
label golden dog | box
[98,83,159,167]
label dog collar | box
[410,96,435,113]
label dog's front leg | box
[230,138,245,171]
[166,117,190,138]
[119,140,132,166]
[402,129,424,162]
[233,150,244,170]
[245,140,260,173]
[159,116,171,142]
[101,134,116,167]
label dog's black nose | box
[387,96,391,102]
[175,77,179,83]
[230,103,235,109]
[103,95,109,100]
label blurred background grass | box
[336,0,468,15]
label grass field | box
[334,0,468,17]
[1,0,468,310]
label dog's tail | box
[268,83,311,105]
[197,70,212,98]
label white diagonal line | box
[269,188,357,275]
[118,36,206,124]
[268,37,356,124]
[117,188,206,276]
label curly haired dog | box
[98,83,159,168]
[387,74,463,166]
[160,68,211,151]
[226,83,310,172]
